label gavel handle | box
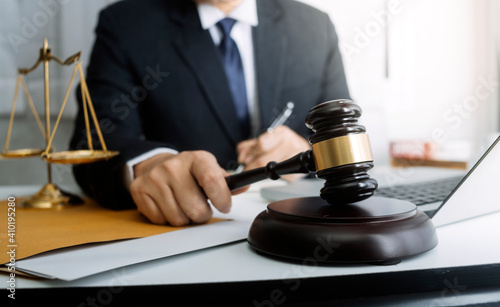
[225,150,316,191]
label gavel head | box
[306,99,378,204]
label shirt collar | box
[197,0,258,30]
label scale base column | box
[21,183,73,209]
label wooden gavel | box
[226,99,378,205]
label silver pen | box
[235,102,295,173]
[267,102,295,133]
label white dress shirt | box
[197,0,259,133]
[124,0,259,186]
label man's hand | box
[130,151,247,226]
[236,126,310,181]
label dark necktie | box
[216,18,250,138]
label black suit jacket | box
[70,0,350,209]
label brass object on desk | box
[1,38,118,209]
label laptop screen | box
[431,135,500,227]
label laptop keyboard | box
[375,176,463,206]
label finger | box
[192,154,232,214]
[236,138,256,153]
[138,196,168,225]
[247,127,310,169]
[130,181,167,225]
[149,180,190,227]
[281,173,307,183]
[258,129,281,150]
[131,174,191,226]
[244,144,287,170]
[221,169,250,195]
[244,155,270,170]
[237,139,257,163]
[247,132,280,162]
[168,168,213,224]
[231,185,250,195]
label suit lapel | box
[171,3,243,146]
[169,0,288,144]
[254,0,288,131]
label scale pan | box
[0,148,44,159]
[42,150,119,164]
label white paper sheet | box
[16,219,250,281]
[14,191,269,281]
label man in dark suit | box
[70,0,350,226]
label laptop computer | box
[260,135,500,228]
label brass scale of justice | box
[1,39,438,264]
[0,39,118,209]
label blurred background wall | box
[301,0,500,166]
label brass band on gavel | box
[311,134,373,171]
